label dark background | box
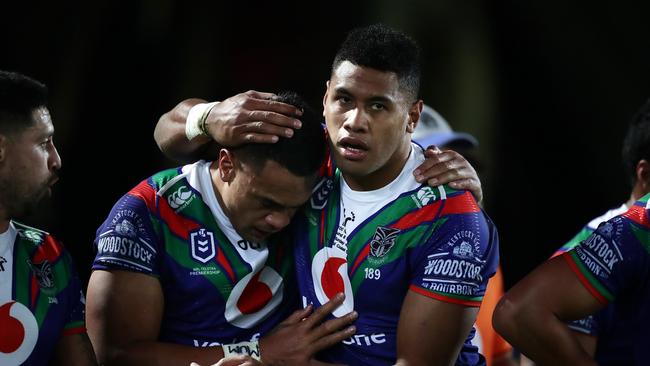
[3,1,650,289]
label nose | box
[264,210,293,231]
[49,143,62,172]
[342,107,368,132]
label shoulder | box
[13,221,63,252]
[586,203,628,230]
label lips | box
[338,136,369,161]
[251,227,274,241]
[48,175,59,187]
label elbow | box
[492,294,520,342]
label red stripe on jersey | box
[32,235,63,264]
[409,285,481,307]
[62,326,86,336]
[622,204,650,228]
[155,184,236,282]
[128,180,157,213]
[392,200,443,230]
[156,189,201,241]
[30,276,39,308]
[439,191,480,217]
[216,244,236,283]
[350,245,370,274]
[562,253,609,305]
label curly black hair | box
[331,24,421,101]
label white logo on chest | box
[224,267,284,329]
[0,301,38,365]
[311,247,354,317]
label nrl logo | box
[310,178,334,210]
[26,259,54,290]
[190,228,216,263]
[369,227,401,258]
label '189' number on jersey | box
[364,268,381,280]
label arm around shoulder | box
[154,98,217,163]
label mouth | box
[250,227,274,241]
[338,137,369,161]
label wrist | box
[185,102,219,140]
[222,340,261,361]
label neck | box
[0,216,10,234]
[210,162,229,216]
[627,183,648,208]
[343,141,411,191]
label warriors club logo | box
[224,267,284,329]
[369,227,400,259]
[311,247,354,318]
[26,260,54,290]
[0,301,38,365]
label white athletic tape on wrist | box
[185,102,218,140]
[222,341,261,361]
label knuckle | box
[443,161,455,171]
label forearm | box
[154,98,214,163]
[494,298,598,366]
[51,333,98,366]
[103,340,225,366]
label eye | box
[336,95,351,105]
[261,199,278,209]
[40,137,52,149]
[370,103,385,111]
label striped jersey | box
[0,221,85,366]
[563,193,650,365]
[92,161,296,347]
[554,203,628,256]
[551,204,627,338]
[294,145,499,365]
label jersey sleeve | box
[92,181,161,276]
[409,191,499,307]
[552,226,594,258]
[563,213,650,305]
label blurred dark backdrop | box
[2,0,650,289]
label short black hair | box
[331,24,421,101]
[232,91,326,177]
[0,70,48,135]
[622,99,650,186]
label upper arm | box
[495,255,604,330]
[86,270,164,363]
[396,191,498,365]
[492,255,604,365]
[396,290,478,366]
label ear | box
[406,100,424,133]
[322,80,331,118]
[217,149,237,183]
[635,159,650,192]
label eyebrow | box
[333,87,394,105]
[36,127,54,140]
[256,194,303,210]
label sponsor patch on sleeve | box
[94,200,158,275]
